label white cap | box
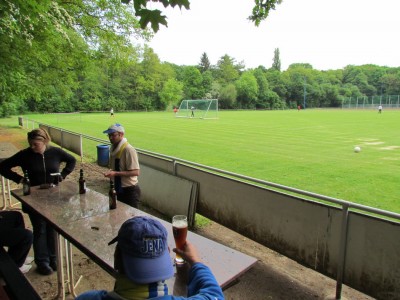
[103,123,125,134]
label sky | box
[144,0,400,71]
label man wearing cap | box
[76,216,224,300]
[103,124,141,208]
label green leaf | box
[137,9,168,32]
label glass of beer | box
[172,215,188,264]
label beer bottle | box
[108,179,117,210]
[78,169,86,194]
[22,170,31,196]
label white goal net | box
[176,99,218,119]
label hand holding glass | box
[172,215,188,264]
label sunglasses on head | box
[27,132,45,140]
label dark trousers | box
[117,185,141,208]
[0,211,33,267]
[27,211,56,267]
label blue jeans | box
[28,211,56,267]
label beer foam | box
[173,220,187,228]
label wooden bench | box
[0,247,40,300]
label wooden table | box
[12,181,257,298]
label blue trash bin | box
[97,144,110,167]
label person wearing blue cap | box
[76,216,224,300]
[102,124,141,208]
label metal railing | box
[19,117,400,299]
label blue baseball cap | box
[103,123,125,134]
[109,216,174,284]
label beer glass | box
[172,215,188,264]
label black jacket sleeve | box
[0,151,25,184]
[56,148,76,179]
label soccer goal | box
[176,99,218,119]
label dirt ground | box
[1,127,374,300]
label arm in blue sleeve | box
[186,263,224,300]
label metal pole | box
[303,77,306,109]
[80,135,83,163]
[173,159,177,176]
[336,204,350,299]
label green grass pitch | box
[9,109,400,214]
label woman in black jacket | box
[0,128,76,275]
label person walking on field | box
[378,105,382,113]
[190,106,195,118]
[0,128,76,275]
[103,124,141,208]
[110,108,114,117]
[75,216,224,300]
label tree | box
[340,84,363,98]
[320,83,341,107]
[288,63,314,70]
[382,71,400,95]
[120,0,190,32]
[265,69,288,99]
[253,68,270,108]
[219,84,237,108]
[215,55,240,85]
[342,66,376,96]
[120,0,282,31]
[235,71,259,108]
[265,90,285,109]
[283,66,312,107]
[209,82,222,100]
[198,52,211,73]
[159,79,184,109]
[201,70,213,96]
[271,48,281,71]
[0,0,148,115]
[181,66,204,99]
[248,0,283,26]
[0,0,284,116]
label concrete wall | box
[40,125,82,156]
[139,165,198,227]
[140,152,400,299]
[345,213,400,299]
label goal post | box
[176,99,219,119]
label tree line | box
[1,0,399,117]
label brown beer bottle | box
[78,169,86,194]
[22,170,31,196]
[109,179,117,210]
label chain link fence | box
[341,95,400,109]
